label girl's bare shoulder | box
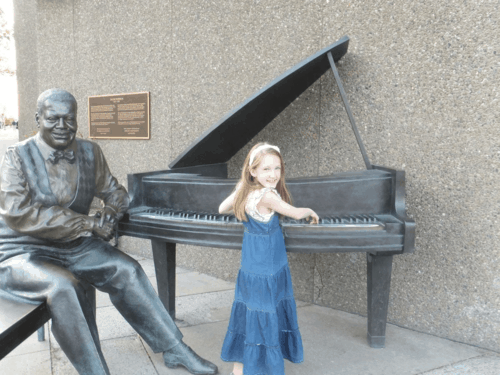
[261,188,281,202]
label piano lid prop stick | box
[327,51,372,170]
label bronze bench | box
[0,286,96,360]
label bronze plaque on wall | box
[88,92,150,139]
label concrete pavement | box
[1,253,499,375]
[0,130,499,374]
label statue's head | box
[35,88,78,150]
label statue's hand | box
[92,216,115,241]
[95,206,119,226]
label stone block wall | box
[14,0,499,351]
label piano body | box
[118,35,416,348]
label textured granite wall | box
[14,0,499,351]
[13,0,38,138]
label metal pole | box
[327,52,372,169]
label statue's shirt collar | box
[35,133,78,161]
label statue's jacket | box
[0,136,129,263]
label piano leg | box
[151,240,176,320]
[366,253,393,348]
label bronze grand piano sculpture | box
[117,35,416,348]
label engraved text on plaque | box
[88,92,150,139]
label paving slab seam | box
[48,324,55,375]
[174,319,232,329]
[97,334,139,343]
[176,288,236,295]
[177,288,236,297]
[137,333,161,375]
[305,303,500,355]
[381,320,500,355]
[415,354,500,375]
[4,348,51,357]
[175,303,312,329]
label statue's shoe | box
[163,342,218,374]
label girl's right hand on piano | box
[261,191,319,224]
[305,209,319,224]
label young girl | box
[220,143,319,375]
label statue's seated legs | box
[0,238,184,375]
[0,252,110,374]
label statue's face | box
[36,99,78,150]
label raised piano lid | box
[169,36,350,169]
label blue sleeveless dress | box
[221,188,304,375]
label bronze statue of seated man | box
[0,88,218,375]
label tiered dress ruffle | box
[221,189,303,375]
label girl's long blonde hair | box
[233,142,292,221]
